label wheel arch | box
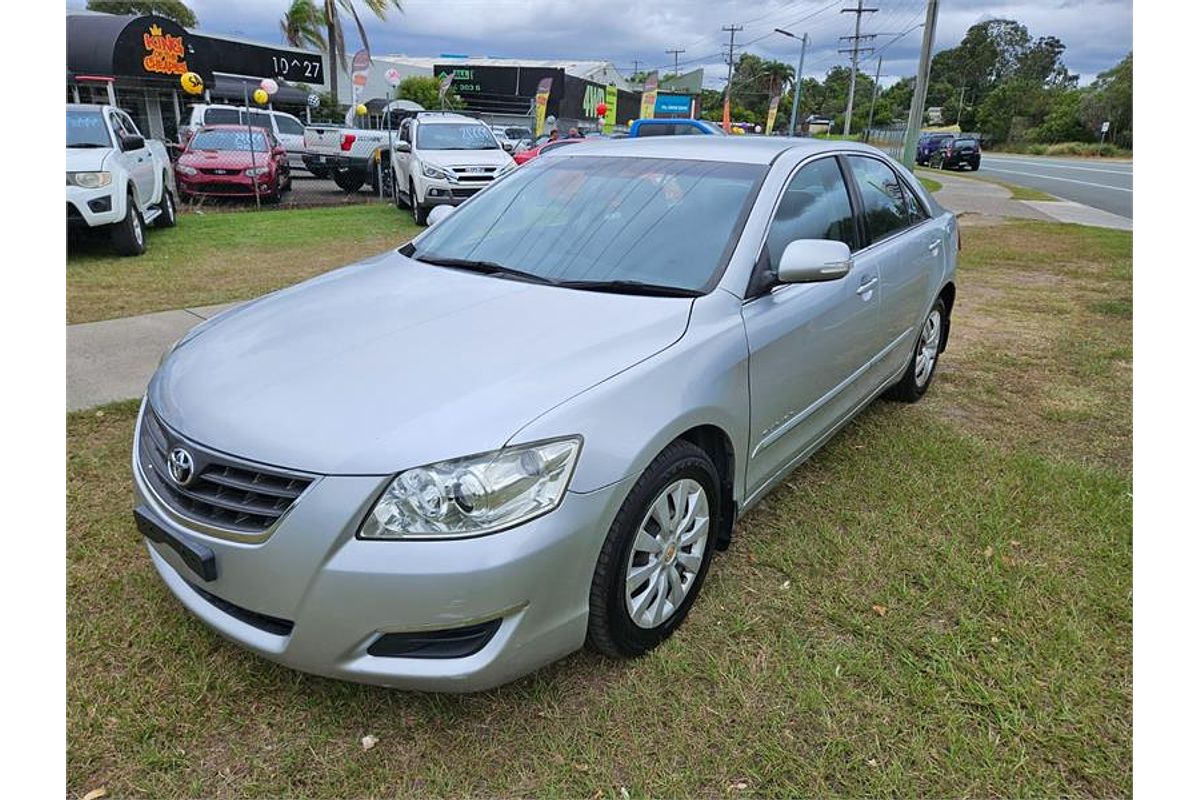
[676,425,737,551]
[936,280,955,353]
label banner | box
[765,91,781,135]
[533,76,553,137]
[437,71,454,105]
[639,71,659,120]
[604,84,618,133]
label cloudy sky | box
[67,0,1132,88]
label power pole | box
[955,84,966,126]
[631,59,642,80]
[839,0,878,136]
[722,24,743,127]
[900,0,940,167]
[665,48,686,75]
[791,33,808,136]
[864,55,883,142]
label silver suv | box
[135,137,957,691]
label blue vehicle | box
[915,132,956,166]
[627,118,726,137]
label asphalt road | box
[974,153,1133,218]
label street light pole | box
[776,28,808,136]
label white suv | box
[390,113,516,225]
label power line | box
[839,0,878,135]
[665,48,686,75]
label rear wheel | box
[152,183,176,228]
[587,439,720,658]
[885,297,946,402]
[333,170,364,193]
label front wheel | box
[587,439,720,658]
[970,163,980,171]
[110,196,146,256]
[885,297,946,402]
[410,182,429,225]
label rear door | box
[844,154,939,379]
[742,156,881,493]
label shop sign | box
[142,23,188,75]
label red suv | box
[175,125,291,203]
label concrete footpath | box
[65,174,1132,412]
[67,302,235,412]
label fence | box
[862,126,906,160]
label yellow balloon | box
[252,88,269,105]
[356,104,368,116]
[180,71,204,95]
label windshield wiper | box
[554,280,704,298]
[412,255,556,285]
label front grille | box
[189,182,253,194]
[138,408,313,535]
[449,166,498,184]
[199,168,241,175]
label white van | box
[179,104,308,171]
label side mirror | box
[501,141,514,152]
[120,133,145,151]
[426,204,455,227]
[396,141,411,153]
[777,240,852,284]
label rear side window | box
[762,157,857,272]
[900,180,929,225]
[204,108,240,125]
[846,156,911,244]
[275,115,305,136]
[635,122,701,137]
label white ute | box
[67,104,176,256]
[390,112,516,225]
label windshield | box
[954,139,978,150]
[67,109,112,148]
[189,129,270,152]
[410,155,766,293]
[417,123,500,150]
[506,127,532,140]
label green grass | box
[918,175,942,193]
[68,204,420,324]
[66,221,1132,798]
[996,142,1132,159]
[918,167,1059,202]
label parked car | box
[174,125,291,203]
[511,136,585,165]
[179,104,308,172]
[389,112,516,224]
[490,125,533,152]
[627,118,726,137]
[66,103,176,256]
[135,137,957,692]
[915,132,956,166]
[304,99,425,192]
[929,137,981,171]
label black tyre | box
[262,177,282,204]
[333,170,364,193]
[970,163,980,171]
[885,296,947,403]
[411,182,429,225]
[152,181,176,228]
[587,439,721,658]
[110,195,146,256]
[393,173,409,209]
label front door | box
[742,156,882,494]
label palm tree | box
[323,0,404,107]
[760,60,796,100]
[280,0,327,52]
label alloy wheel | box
[914,308,941,388]
[624,478,710,629]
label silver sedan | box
[133,136,958,691]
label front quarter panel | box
[508,290,751,500]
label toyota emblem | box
[168,447,195,486]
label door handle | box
[928,239,941,252]
[856,276,878,296]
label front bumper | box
[66,185,122,227]
[132,403,630,692]
[177,171,274,197]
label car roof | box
[551,135,890,165]
[196,124,271,134]
[416,113,484,125]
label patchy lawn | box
[919,167,1059,202]
[67,221,1131,798]
[67,204,420,324]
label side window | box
[762,157,857,275]
[117,111,141,137]
[636,123,670,137]
[204,108,241,125]
[275,115,305,136]
[241,110,273,131]
[900,179,929,225]
[847,156,910,243]
[400,119,412,144]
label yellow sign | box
[639,71,659,120]
[142,24,188,76]
[180,71,204,95]
[604,85,618,134]
[765,92,781,135]
[533,77,553,137]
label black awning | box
[67,13,212,84]
[210,74,311,106]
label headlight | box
[359,437,582,539]
[245,167,270,176]
[422,164,453,181]
[176,164,198,175]
[67,171,112,188]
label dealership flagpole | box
[243,84,261,209]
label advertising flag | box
[604,84,618,133]
[722,92,731,133]
[765,91,781,135]
[533,76,553,136]
[639,71,659,120]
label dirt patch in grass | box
[67,204,420,324]
[66,220,1131,798]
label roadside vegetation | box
[67,204,419,324]
[993,141,1131,158]
[67,219,1131,798]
